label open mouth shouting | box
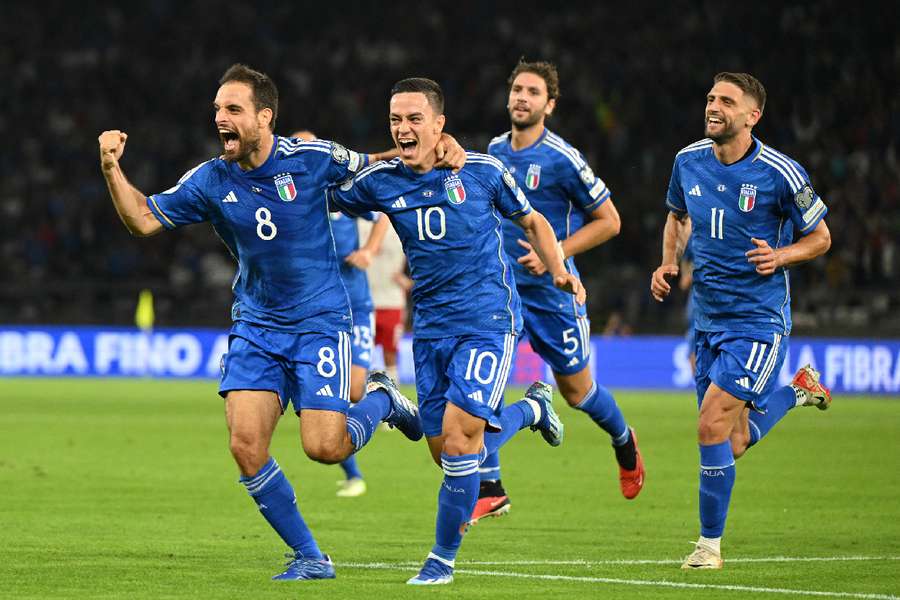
[397,137,418,157]
[219,128,240,155]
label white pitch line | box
[453,555,900,566]
[339,561,900,600]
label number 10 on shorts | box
[464,348,498,384]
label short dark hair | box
[508,59,561,101]
[713,72,766,113]
[219,63,279,131]
[390,78,444,114]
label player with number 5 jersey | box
[329,77,584,586]
[98,64,466,582]
[477,60,645,520]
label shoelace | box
[282,553,323,567]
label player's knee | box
[697,417,728,445]
[442,431,475,457]
[555,371,593,407]
[229,433,267,474]
[303,439,346,464]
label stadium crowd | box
[3,1,897,335]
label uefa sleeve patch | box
[331,142,350,164]
[794,183,815,210]
[579,165,595,185]
[502,169,518,191]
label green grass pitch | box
[2,378,898,599]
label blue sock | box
[340,455,363,480]
[479,451,501,483]
[240,457,322,558]
[698,441,736,538]
[574,381,630,445]
[747,386,798,447]
[431,453,480,565]
[346,389,390,452]
[483,400,536,455]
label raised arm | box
[650,211,691,301]
[515,210,586,305]
[98,130,163,237]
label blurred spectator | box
[2,1,897,336]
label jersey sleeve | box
[322,140,370,184]
[665,158,687,214]
[327,175,379,218]
[776,161,828,234]
[561,155,610,212]
[147,161,210,229]
[494,167,533,219]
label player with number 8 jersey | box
[98,64,468,581]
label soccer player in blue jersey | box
[650,72,833,569]
[98,64,465,581]
[329,77,585,585]
[473,60,645,522]
[292,129,389,498]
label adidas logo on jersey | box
[566,356,580,368]
[688,185,702,196]
[735,377,750,389]
[392,196,407,208]
[316,384,334,397]
[467,390,484,403]
[222,190,238,203]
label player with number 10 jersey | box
[330,77,584,586]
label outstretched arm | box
[99,130,162,237]
[650,211,691,301]
[746,219,831,276]
[515,211,586,305]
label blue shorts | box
[351,311,374,370]
[694,330,788,412]
[414,333,518,438]
[219,321,352,414]
[521,304,591,375]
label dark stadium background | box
[3,1,898,336]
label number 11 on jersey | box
[710,207,724,239]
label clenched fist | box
[99,130,128,170]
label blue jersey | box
[666,137,828,334]
[328,153,532,339]
[147,136,369,333]
[489,129,609,312]
[330,212,375,314]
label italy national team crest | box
[444,174,466,204]
[738,184,757,212]
[274,173,297,202]
[525,163,541,190]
